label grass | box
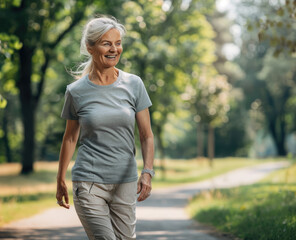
[0,161,74,226]
[149,157,267,188]
[0,158,272,227]
[188,160,296,240]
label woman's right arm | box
[56,119,80,209]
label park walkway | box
[0,161,289,240]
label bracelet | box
[141,169,155,178]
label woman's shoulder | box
[119,69,142,84]
[66,75,88,94]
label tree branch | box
[48,11,85,50]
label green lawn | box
[0,158,271,226]
[188,160,296,240]
[146,157,267,188]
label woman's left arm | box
[136,108,154,202]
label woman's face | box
[88,28,122,69]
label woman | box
[56,16,154,240]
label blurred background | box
[0,0,295,237]
[1,0,296,171]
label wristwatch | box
[141,169,155,178]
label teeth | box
[105,55,116,58]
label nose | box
[110,44,116,52]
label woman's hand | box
[56,120,80,209]
[56,180,70,209]
[137,173,152,202]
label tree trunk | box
[197,123,204,157]
[268,115,286,156]
[18,46,36,174]
[3,104,12,163]
[207,125,215,167]
[263,85,290,156]
[278,114,286,156]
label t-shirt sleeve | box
[60,87,79,120]
[136,78,152,112]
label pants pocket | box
[73,181,94,198]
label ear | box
[86,44,93,55]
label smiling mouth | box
[105,55,117,59]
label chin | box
[105,61,119,68]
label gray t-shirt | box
[61,69,152,184]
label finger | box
[56,194,70,209]
[56,195,62,203]
[140,183,152,201]
[65,191,69,204]
[137,180,142,194]
[138,191,150,202]
[61,200,70,209]
[137,185,149,202]
[57,198,70,209]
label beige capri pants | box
[73,181,137,240]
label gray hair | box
[72,16,126,78]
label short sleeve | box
[136,78,152,112]
[60,87,79,120]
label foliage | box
[0,0,99,172]
[208,10,249,157]
[254,0,296,57]
[116,0,216,157]
[188,162,296,240]
[0,94,7,109]
[0,0,222,168]
[234,0,296,156]
[184,68,232,128]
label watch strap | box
[141,169,155,178]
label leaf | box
[12,0,21,7]
[0,95,7,109]
[13,41,23,50]
[247,23,253,31]
[273,48,282,57]
[270,37,278,46]
[277,21,283,28]
[258,30,265,42]
[277,7,284,16]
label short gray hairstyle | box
[73,16,126,78]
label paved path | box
[0,161,289,240]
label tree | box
[117,0,216,173]
[206,10,247,157]
[183,67,233,165]
[235,0,296,156]
[0,0,94,173]
[0,33,23,164]
[256,51,296,155]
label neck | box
[89,67,118,86]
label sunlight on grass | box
[0,162,74,196]
[148,157,270,188]
[188,160,296,240]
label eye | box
[104,42,111,46]
[116,42,121,46]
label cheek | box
[96,46,107,56]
